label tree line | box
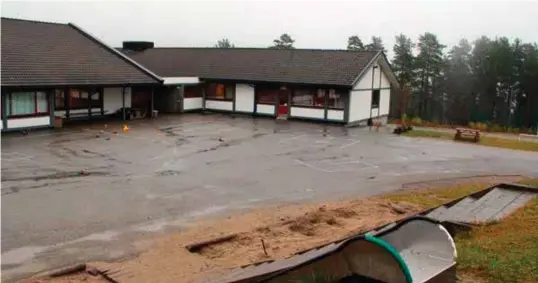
[214,33,538,130]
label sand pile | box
[29,197,420,283]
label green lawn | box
[402,129,538,152]
[384,179,538,282]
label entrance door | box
[131,88,152,119]
[277,89,289,117]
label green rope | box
[364,234,413,283]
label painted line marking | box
[339,139,361,149]
[359,160,379,169]
[294,159,334,173]
[278,134,307,144]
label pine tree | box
[271,34,295,49]
[347,35,365,51]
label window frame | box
[327,89,346,110]
[56,88,103,111]
[291,87,325,109]
[184,85,203,98]
[205,83,235,101]
[255,86,278,105]
[371,89,380,108]
[7,91,50,118]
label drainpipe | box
[150,87,154,117]
[49,90,55,128]
[2,92,7,131]
[122,86,126,121]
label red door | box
[277,89,289,116]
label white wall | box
[355,66,374,89]
[256,104,275,116]
[348,90,372,123]
[353,61,391,91]
[0,120,3,130]
[381,69,391,88]
[104,87,131,115]
[7,116,50,129]
[373,66,381,89]
[379,89,390,116]
[290,107,324,119]
[327,110,344,121]
[183,97,203,110]
[54,108,101,118]
[235,84,254,113]
[206,100,233,111]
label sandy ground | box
[25,196,422,283]
[23,175,526,283]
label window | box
[371,89,380,108]
[292,88,325,108]
[7,91,49,117]
[206,83,234,100]
[68,89,101,109]
[184,85,203,98]
[90,91,101,108]
[256,87,278,104]
[55,89,65,110]
[327,89,345,110]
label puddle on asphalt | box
[1,246,48,265]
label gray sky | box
[2,0,537,56]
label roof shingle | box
[121,47,379,86]
[1,18,161,87]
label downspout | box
[370,65,376,119]
[122,87,126,121]
[49,90,55,128]
[151,87,155,117]
[88,87,92,120]
[2,92,8,131]
[323,89,328,120]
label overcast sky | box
[2,0,537,56]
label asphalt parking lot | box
[2,114,538,281]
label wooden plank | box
[185,233,238,252]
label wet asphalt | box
[2,114,538,281]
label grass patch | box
[456,198,538,282]
[384,183,488,208]
[402,129,538,152]
[384,178,538,282]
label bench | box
[455,128,480,142]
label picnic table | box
[454,128,480,142]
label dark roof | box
[121,47,380,86]
[1,18,161,87]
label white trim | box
[7,116,50,129]
[163,77,200,85]
[350,51,382,87]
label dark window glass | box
[184,85,203,98]
[69,89,87,109]
[292,88,324,108]
[55,89,65,110]
[371,89,380,108]
[327,89,345,109]
[256,87,278,104]
[206,83,234,100]
[90,91,100,108]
